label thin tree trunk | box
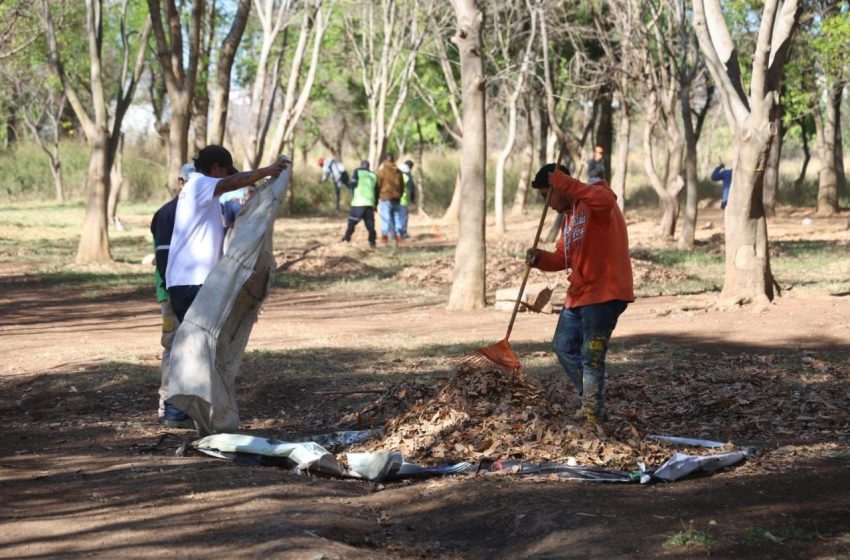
[723,137,774,304]
[107,134,124,226]
[77,129,112,262]
[446,0,486,311]
[611,100,630,213]
[815,83,841,216]
[793,117,811,191]
[594,85,613,182]
[511,143,533,216]
[762,111,783,217]
[416,118,426,215]
[442,170,462,224]
[678,90,699,249]
[494,96,518,234]
[544,213,564,243]
[147,0,203,198]
[833,82,846,198]
[167,97,191,196]
[208,0,250,145]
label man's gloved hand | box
[532,163,570,189]
[161,300,179,348]
[526,248,542,268]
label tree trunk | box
[208,0,250,145]
[51,158,64,202]
[544,212,564,243]
[691,0,797,305]
[678,90,699,249]
[416,118,426,214]
[494,94,519,234]
[442,170,462,224]
[793,117,811,191]
[722,135,774,304]
[814,83,841,216]
[447,0,486,311]
[832,82,846,199]
[611,100,630,213]
[594,85,613,182]
[168,97,191,196]
[762,112,783,217]
[643,97,684,238]
[107,134,124,224]
[76,128,112,262]
[511,143,533,216]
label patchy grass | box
[663,523,715,550]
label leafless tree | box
[692,0,800,305]
[346,0,426,166]
[267,0,330,162]
[42,0,151,262]
[447,0,486,311]
[147,0,204,195]
[490,0,537,235]
[208,0,251,145]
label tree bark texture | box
[815,82,843,215]
[611,100,630,213]
[208,0,250,145]
[762,113,783,217]
[678,87,699,249]
[447,0,486,311]
[147,0,204,195]
[692,0,799,304]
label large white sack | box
[167,165,291,435]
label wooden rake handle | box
[504,145,567,341]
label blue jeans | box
[379,200,402,238]
[553,300,628,415]
[396,205,410,239]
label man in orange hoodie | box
[526,163,634,425]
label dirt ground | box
[1,207,849,559]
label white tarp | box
[193,434,346,476]
[166,165,291,436]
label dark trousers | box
[553,300,628,415]
[343,206,377,247]
[167,285,202,322]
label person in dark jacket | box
[376,153,405,246]
[587,145,605,183]
[711,162,733,209]
[150,162,194,428]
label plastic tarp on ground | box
[166,166,291,436]
[190,432,749,484]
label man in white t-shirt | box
[162,145,288,426]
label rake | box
[457,146,566,375]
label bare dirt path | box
[1,205,849,559]
[1,272,849,559]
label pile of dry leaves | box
[340,367,675,469]
[396,256,550,291]
[276,244,379,277]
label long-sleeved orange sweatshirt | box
[537,171,635,308]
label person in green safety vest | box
[398,159,417,240]
[341,160,378,248]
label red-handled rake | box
[457,146,566,375]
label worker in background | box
[711,162,733,209]
[318,156,349,212]
[587,145,606,184]
[397,159,417,240]
[376,153,405,247]
[341,160,378,248]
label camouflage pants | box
[553,300,628,417]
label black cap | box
[404,159,414,168]
[532,163,570,189]
[360,160,370,169]
[195,145,239,176]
